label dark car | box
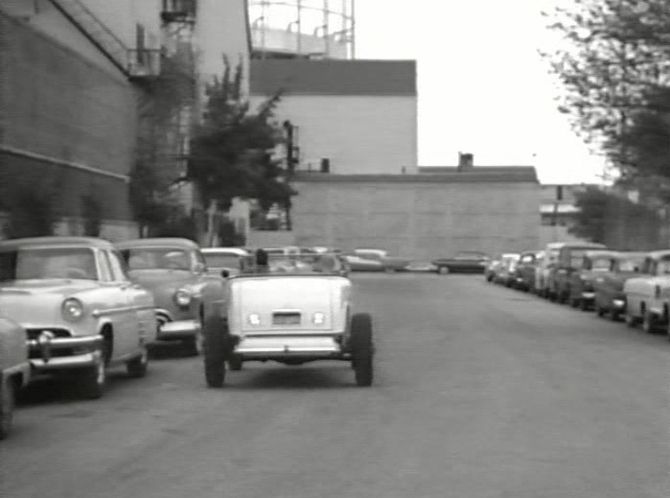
[512,250,543,291]
[432,251,490,275]
[549,242,607,303]
[567,250,619,310]
[593,252,647,320]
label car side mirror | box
[194,262,206,274]
[221,269,230,278]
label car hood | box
[0,279,100,326]
[127,269,196,290]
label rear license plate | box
[272,313,301,325]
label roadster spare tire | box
[203,315,226,387]
[350,313,374,387]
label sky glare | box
[354,0,606,184]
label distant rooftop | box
[250,59,417,96]
[293,168,539,184]
[416,166,538,183]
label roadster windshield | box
[122,248,191,271]
[243,253,343,275]
[0,247,98,281]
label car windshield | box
[619,257,644,272]
[591,257,611,271]
[122,248,191,271]
[242,253,343,275]
[656,259,670,275]
[0,247,98,281]
[202,253,241,269]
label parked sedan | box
[493,253,520,286]
[513,250,543,291]
[567,250,620,310]
[432,251,490,275]
[549,242,607,303]
[593,252,647,320]
[353,249,411,272]
[0,237,155,399]
[623,250,670,334]
[116,238,227,355]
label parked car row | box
[0,238,377,439]
[487,241,670,338]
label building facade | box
[291,169,540,259]
[250,58,418,175]
[1,0,252,241]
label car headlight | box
[174,288,192,307]
[62,298,85,322]
[248,313,261,326]
[313,312,326,325]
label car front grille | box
[272,312,301,326]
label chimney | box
[458,152,474,171]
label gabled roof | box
[250,59,417,96]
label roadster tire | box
[350,313,374,387]
[203,315,226,388]
[642,312,659,334]
[80,357,106,399]
[126,345,149,378]
[0,377,15,440]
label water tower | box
[248,0,355,59]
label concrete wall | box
[0,10,135,222]
[290,180,540,259]
[249,95,418,174]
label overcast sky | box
[354,0,606,184]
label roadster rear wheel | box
[203,316,226,387]
[350,313,374,387]
[0,377,15,440]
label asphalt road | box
[1,274,668,498]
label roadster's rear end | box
[202,251,374,387]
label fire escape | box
[47,0,162,79]
[160,0,197,198]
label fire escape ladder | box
[47,0,129,76]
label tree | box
[187,59,295,244]
[544,0,670,177]
[570,186,662,248]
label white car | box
[623,250,670,334]
[0,237,156,398]
[202,251,375,387]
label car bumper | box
[234,335,343,358]
[157,319,201,340]
[27,334,103,371]
[581,292,595,300]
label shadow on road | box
[224,364,360,390]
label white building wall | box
[250,95,418,175]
